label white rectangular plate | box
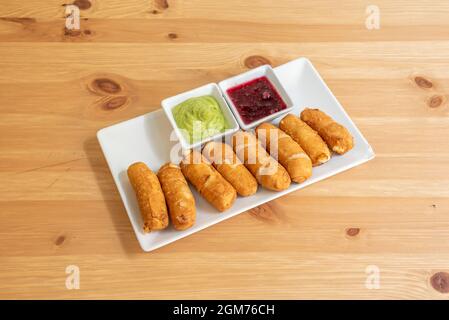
[97,57,375,252]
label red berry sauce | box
[227,76,287,125]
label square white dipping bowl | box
[219,65,294,131]
[162,83,239,150]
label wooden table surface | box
[1,0,449,300]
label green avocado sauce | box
[172,95,229,143]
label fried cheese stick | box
[180,150,236,212]
[127,162,169,233]
[255,122,312,183]
[279,114,331,166]
[300,108,354,154]
[202,141,258,197]
[232,131,291,191]
[158,163,196,230]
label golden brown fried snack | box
[255,122,312,183]
[157,163,196,231]
[300,108,354,154]
[202,141,258,197]
[232,131,291,191]
[180,150,236,212]
[127,162,169,233]
[279,114,331,166]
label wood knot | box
[54,235,66,246]
[430,272,449,293]
[85,75,132,116]
[346,227,360,237]
[249,203,284,225]
[244,55,271,69]
[414,76,433,89]
[91,78,122,94]
[64,28,82,37]
[151,10,160,14]
[73,0,91,10]
[154,0,169,10]
[83,29,92,35]
[428,95,444,108]
[102,96,128,110]
[167,32,178,39]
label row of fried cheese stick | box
[127,108,354,233]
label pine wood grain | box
[0,0,449,299]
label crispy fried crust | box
[300,108,354,154]
[127,162,169,233]
[180,150,236,212]
[158,163,196,230]
[279,114,331,166]
[256,122,312,183]
[232,131,291,191]
[202,142,258,197]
